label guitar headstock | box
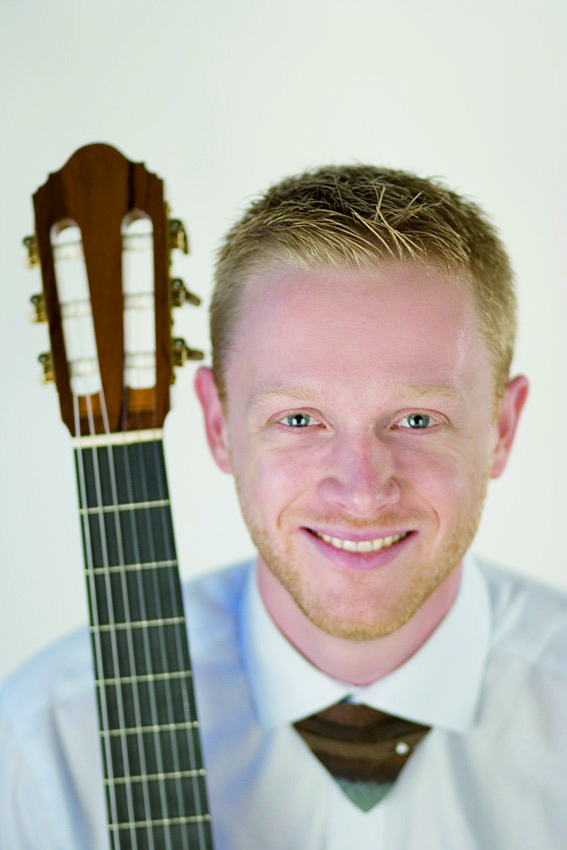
[25,143,202,437]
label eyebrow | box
[247,382,467,411]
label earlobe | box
[194,367,232,474]
[490,375,529,478]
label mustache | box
[286,508,426,532]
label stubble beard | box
[237,476,490,641]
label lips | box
[301,525,416,570]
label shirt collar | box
[240,552,491,734]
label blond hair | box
[211,164,516,400]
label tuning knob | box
[30,293,47,323]
[38,352,54,383]
[169,219,189,254]
[23,234,40,268]
[172,337,204,368]
[170,277,201,308]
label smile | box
[309,530,411,552]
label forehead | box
[228,265,492,402]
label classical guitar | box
[25,143,215,850]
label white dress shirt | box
[1,553,566,849]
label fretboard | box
[74,437,214,850]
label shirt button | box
[396,741,410,756]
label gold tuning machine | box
[169,219,189,254]
[30,293,47,323]
[38,352,54,383]
[23,234,40,268]
[171,277,201,308]
[172,337,204,369]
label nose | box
[316,433,401,517]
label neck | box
[257,560,463,685]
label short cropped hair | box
[211,164,516,401]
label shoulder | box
[184,559,252,621]
[183,559,253,641]
[476,555,567,676]
[0,559,254,729]
[0,626,93,731]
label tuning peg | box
[38,352,54,383]
[23,234,40,268]
[30,293,47,323]
[169,219,189,254]
[172,337,204,368]
[170,277,201,308]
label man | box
[1,165,565,848]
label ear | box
[194,366,232,474]
[490,375,529,479]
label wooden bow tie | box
[294,701,430,808]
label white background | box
[1,0,565,682]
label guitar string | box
[97,396,159,850]
[73,394,122,850]
[110,240,186,850]
[138,224,212,846]
[137,433,211,848]
[73,222,207,849]
[130,436,192,850]
[66,233,137,850]
[90,397,148,850]
[77,394,139,850]
[125,228,210,847]
[61,230,130,849]
[78,243,160,850]
[117,435,174,850]
[148,247,213,848]
[150,436,212,849]
[121,232,177,850]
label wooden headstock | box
[26,143,202,436]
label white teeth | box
[317,531,408,552]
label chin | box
[293,581,438,641]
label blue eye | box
[398,413,434,429]
[283,413,316,428]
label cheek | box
[396,446,486,519]
[235,445,314,519]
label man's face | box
[197,265,525,640]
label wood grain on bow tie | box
[294,701,430,783]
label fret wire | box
[101,721,200,737]
[91,617,185,632]
[103,440,168,849]
[97,671,193,686]
[91,568,185,627]
[109,814,212,830]
[120,441,176,850]
[79,499,171,514]
[105,769,206,785]
[86,560,177,575]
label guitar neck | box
[74,433,214,850]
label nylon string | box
[116,428,174,850]
[74,392,140,850]
[124,220,201,848]
[73,222,210,849]
[98,392,158,850]
[150,436,210,846]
